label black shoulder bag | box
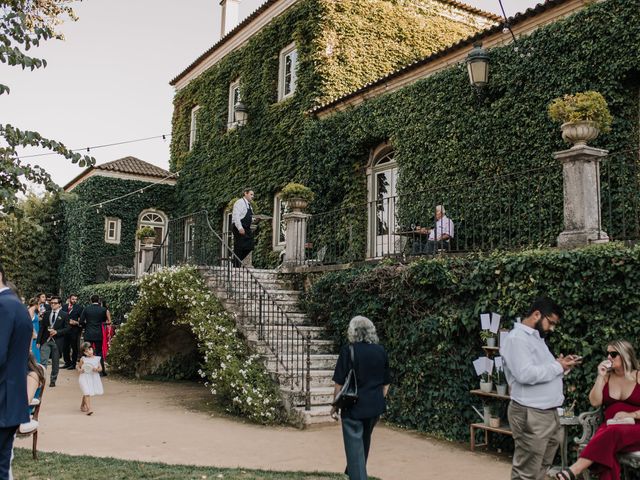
[332,344,358,409]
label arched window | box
[137,209,167,249]
[366,144,399,258]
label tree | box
[0,0,94,210]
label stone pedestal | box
[138,244,156,278]
[283,211,309,266]
[555,145,609,248]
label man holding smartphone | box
[501,297,582,480]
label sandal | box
[86,411,93,416]
[556,469,576,480]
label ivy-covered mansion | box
[67,0,640,283]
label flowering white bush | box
[109,266,283,424]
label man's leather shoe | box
[49,381,56,387]
[62,364,72,369]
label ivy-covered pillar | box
[283,211,309,266]
[555,145,609,248]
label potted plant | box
[280,182,314,212]
[494,367,508,396]
[479,371,493,393]
[548,90,612,147]
[136,226,156,246]
[480,330,496,348]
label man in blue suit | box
[0,261,32,479]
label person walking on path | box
[0,260,33,480]
[231,188,255,267]
[501,297,582,480]
[78,342,103,415]
[331,316,391,480]
[62,294,83,369]
[37,295,69,388]
[79,295,108,376]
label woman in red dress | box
[556,339,640,480]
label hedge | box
[300,243,640,443]
[77,280,138,324]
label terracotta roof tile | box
[95,156,171,179]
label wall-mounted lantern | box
[466,42,490,88]
[234,101,248,127]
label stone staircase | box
[200,267,337,426]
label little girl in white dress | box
[78,342,103,415]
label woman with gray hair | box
[331,316,391,480]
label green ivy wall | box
[300,243,640,443]
[59,176,175,294]
[170,0,489,267]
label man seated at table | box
[412,205,455,254]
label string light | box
[15,133,173,160]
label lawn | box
[12,449,357,479]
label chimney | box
[220,0,241,38]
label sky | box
[2,0,541,190]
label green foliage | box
[135,226,156,240]
[0,4,93,207]
[170,0,483,268]
[548,90,613,132]
[305,0,639,248]
[59,176,175,294]
[109,266,285,424]
[0,192,63,298]
[279,182,315,202]
[77,281,138,324]
[301,243,640,442]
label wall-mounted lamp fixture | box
[466,42,489,88]
[234,101,248,126]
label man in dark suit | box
[37,295,69,387]
[62,293,83,369]
[0,260,32,479]
[80,294,108,376]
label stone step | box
[277,369,334,389]
[281,386,335,407]
[264,354,338,371]
[242,324,326,341]
[297,405,335,425]
[250,339,334,355]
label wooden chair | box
[17,381,46,460]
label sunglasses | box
[607,351,620,359]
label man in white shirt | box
[413,205,454,254]
[501,297,581,480]
[231,188,255,267]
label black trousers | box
[0,426,17,480]
[63,327,81,366]
[341,416,379,480]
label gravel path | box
[15,369,511,479]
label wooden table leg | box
[470,425,475,451]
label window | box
[227,79,241,129]
[366,144,399,258]
[104,217,121,244]
[278,43,298,101]
[272,194,288,250]
[185,218,196,260]
[189,105,200,150]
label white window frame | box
[189,105,200,150]
[278,43,298,101]
[227,79,241,130]
[272,193,288,250]
[104,217,121,244]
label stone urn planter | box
[561,121,600,147]
[142,236,155,246]
[286,197,309,213]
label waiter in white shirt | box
[501,297,581,480]
[231,188,255,267]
